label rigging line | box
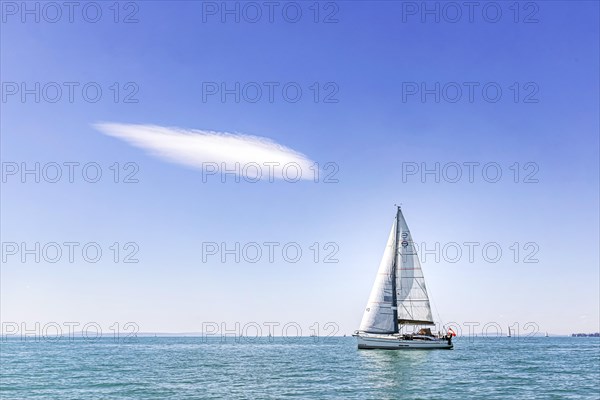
[428,285,445,332]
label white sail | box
[358,218,398,333]
[396,209,434,325]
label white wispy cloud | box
[93,122,315,180]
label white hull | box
[355,333,453,350]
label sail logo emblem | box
[401,232,409,247]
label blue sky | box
[1,1,598,336]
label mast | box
[390,206,400,333]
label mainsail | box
[359,207,434,333]
[396,209,434,325]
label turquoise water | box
[1,337,599,399]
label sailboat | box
[353,206,454,350]
[508,327,512,337]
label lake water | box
[1,337,599,399]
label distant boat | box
[353,206,454,350]
[545,332,549,337]
[508,327,511,337]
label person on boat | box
[417,328,433,337]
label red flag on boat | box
[448,328,457,337]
